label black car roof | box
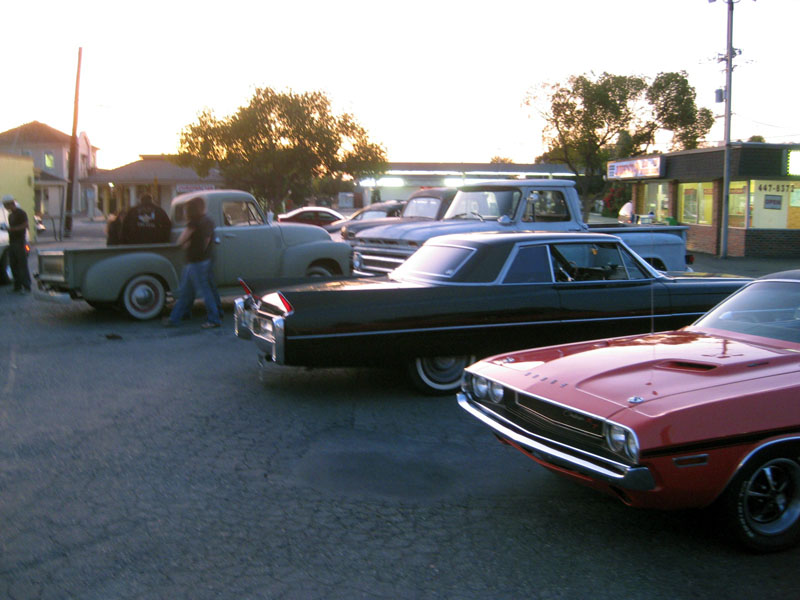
[424,230,622,248]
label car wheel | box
[0,250,11,285]
[720,447,800,552]
[121,274,166,320]
[408,355,475,395]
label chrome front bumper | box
[458,393,655,491]
[233,296,285,364]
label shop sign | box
[607,157,663,180]
[764,194,782,210]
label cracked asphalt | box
[1,237,799,598]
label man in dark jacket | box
[122,193,171,244]
[1,194,32,293]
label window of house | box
[44,152,55,169]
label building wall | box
[744,229,800,257]
[0,153,36,238]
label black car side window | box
[503,245,552,284]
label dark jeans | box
[9,242,31,291]
[168,259,221,325]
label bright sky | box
[3,0,798,170]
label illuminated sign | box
[607,157,663,180]
[787,150,800,176]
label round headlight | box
[625,431,640,462]
[606,424,627,453]
[472,376,489,399]
[489,381,505,404]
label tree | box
[747,135,766,143]
[646,71,714,151]
[490,156,514,164]
[528,72,649,209]
[176,88,387,210]
[529,71,714,212]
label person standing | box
[122,193,171,244]
[163,196,221,328]
[1,195,32,293]
[617,201,635,224]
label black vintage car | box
[234,231,751,394]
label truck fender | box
[279,240,352,277]
[83,252,181,301]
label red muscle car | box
[458,270,800,552]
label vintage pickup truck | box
[351,180,692,276]
[34,190,352,320]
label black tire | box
[121,274,166,320]
[0,249,11,285]
[719,446,800,553]
[407,355,475,395]
[305,263,336,278]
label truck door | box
[214,200,281,286]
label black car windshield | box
[696,280,800,344]
[402,197,442,219]
[444,188,522,221]
[391,244,474,281]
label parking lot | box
[1,226,799,599]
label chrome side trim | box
[287,312,702,341]
[458,393,656,491]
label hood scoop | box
[655,360,718,373]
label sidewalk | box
[689,252,799,278]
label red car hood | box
[477,329,800,418]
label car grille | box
[499,389,621,462]
[352,241,417,275]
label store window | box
[678,182,712,225]
[727,181,748,228]
[644,182,669,222]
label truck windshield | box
[444,189,521,221]
[402,196,442,219]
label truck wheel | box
[0,250,10,285]
[719,446,800,553]
[121,274,166,320]
[407,355,475,395]
[305,264,336,278]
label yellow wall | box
[0,153,36,239]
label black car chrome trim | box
[285,312,704,341]
[458,394,655,491]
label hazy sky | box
[3,0,798,169]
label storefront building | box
[607,144,800,257]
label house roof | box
[81,155,224,185]
[35,168,68,185]
[0,121,72,145]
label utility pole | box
[719,0,734,259]
[64,47,82,238]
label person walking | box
[121,193,171,244]
[163,196,221,328]
[1,194,32,293]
